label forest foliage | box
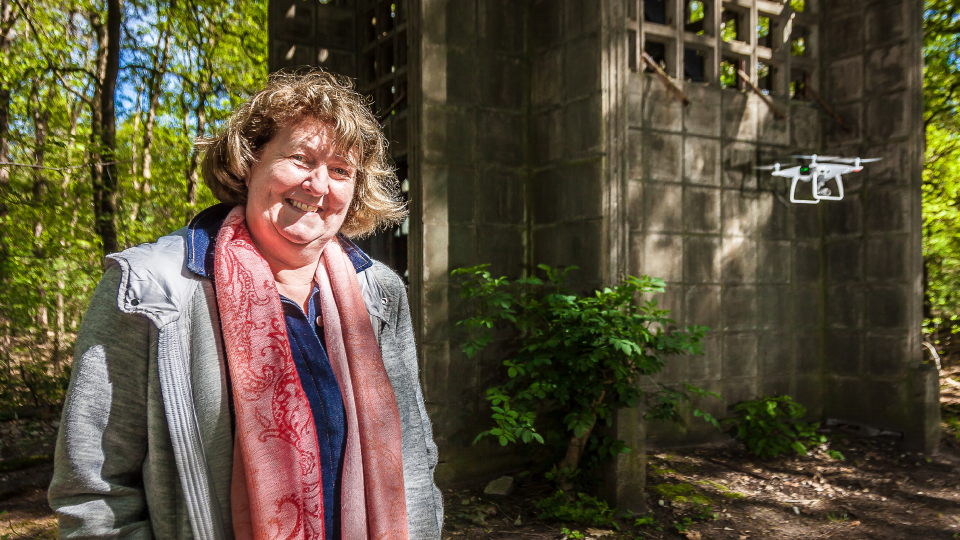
[924,0,960,332]
[0,0,267,412]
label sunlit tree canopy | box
[0,0,267,410]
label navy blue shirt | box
[186,204,375,540]
[279,288,346,540]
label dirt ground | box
[0,418,57,538]
[2,368,960,539]
[441,363,960,540]
[443,431,960,539]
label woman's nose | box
[301,166,331,195]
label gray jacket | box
[48,227,443,539]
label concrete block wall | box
[403,0,934,490]
[410,0,611,485]
[628,0,936,452]
[411,0,532,485]
[627,74,828,446]
[819,0,937,451]
[530,0,607,290]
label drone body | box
[758,155,881,204]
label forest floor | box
[442,362,960,540]
[1,368,959,539]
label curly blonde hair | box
[197,70,406,238]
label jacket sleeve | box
[391,275,444,537]
[48,264,155,538]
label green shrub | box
[723,395,825,458]
[535,489,619,529]
[452,264,719,479]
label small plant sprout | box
[827,511,849,523]
[634,515,657,526]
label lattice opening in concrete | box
[685,0,709,35]
[628,0,818,98]
[644,0,670,24]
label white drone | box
[758,154,881,204]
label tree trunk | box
[130,86,141,179]
[52,104,79,375]
[0,0,15,220]
[91,0,122,256]
[89,14,105,251]
[0,86,9,211]
[140,10,172,184]
[134,2,175,221]
[31,82,52,207]
[185,17,215,207]
[186,92,206,205]
[30,82,52,346]
[558,390,607,478]
[52,273,64,373]
[0,85,9,272]
[0,0,14,292]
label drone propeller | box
[794,154,844,161]
[756,164,782,170]
[816,157,882,164]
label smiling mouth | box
[288,199,320,213]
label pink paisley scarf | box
[214,205,409,539]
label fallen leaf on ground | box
[683,532,701,540]
[585,529,614,537]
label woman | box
[48,71,443,539]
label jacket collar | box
[186,203,374,278]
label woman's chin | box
[277,225,335,249]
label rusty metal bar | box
[737,69,786,120]
[642,51,691,107]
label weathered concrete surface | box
[818,0,936,454]
[399,0,934,515]
[630,72,831,446]
[626,0,936,456]
[409,0,533,488]
[406,0,625,499]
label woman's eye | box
[291,155,304,162]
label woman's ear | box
[243,151,261,189]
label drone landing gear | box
[789,173,845,204]
[789,176,818,204]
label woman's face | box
[244,117,358,264]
